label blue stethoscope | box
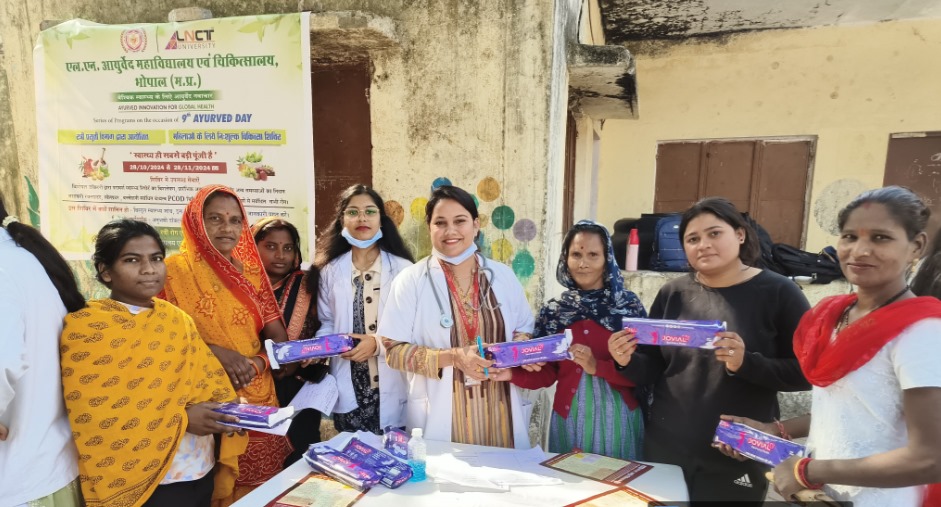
[426,255,500,328]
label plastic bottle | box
[626,228,639,271]
[407,428,427,482]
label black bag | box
[771,243,843,283]
[742,213,787,275]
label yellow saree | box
[60,298,244,507]
[161,185,291,502]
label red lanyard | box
[441,261,480,343]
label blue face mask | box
[432,243,478,265]
[341,227,383,249]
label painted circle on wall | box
[491,238,514,263]
[431,177,452,192]
[478,212,490,228]
[491,205,515,230]
[385,200,405,227]
[477,177,501,202]
[512,250,536,279]
[813,179,869,235]
[512,218,537,242]
[471,194,480,208]
[410,197,429,222]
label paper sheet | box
[224,418,292,436]
[289,374,339,415]
[267,473,365,507]
[541,451,653,485]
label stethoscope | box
[426,255,500,328]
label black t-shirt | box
[620,270,811,462]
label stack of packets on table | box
[212,402,294,432]
[621,317,726,349]
[713,420,806,466]
[382,426,410,460]
[266,333,355,369]
[304,437,412,491]
[485,329,574,368]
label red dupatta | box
[793,294,941,387]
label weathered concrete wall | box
[0,35,25,221]
[0,0,570,305]
[596,19,941,252]
[359,0,560,307]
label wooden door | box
[884,132,941,245]
[562,111,577,235]
[754,141,813,247]
[654,138,814,246]
[311,62,373,240]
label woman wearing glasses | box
[314,185,415,434]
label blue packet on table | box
[342,437,413,488]
[383,426,410,460]
[303,444,382,491]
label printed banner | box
[35,14,314,258]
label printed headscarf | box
[536,220,646,336]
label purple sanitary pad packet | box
[212,402,293,429]
[713,420,806,467]
[303,445,382,491]
[342,438,413,488]
[621,318,726,349]
[266,333,355,369]
[383,426,410,460]
[485,330,574,368]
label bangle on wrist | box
[249,357,262,378]
[774,419,791,440]
[795,457,824,490]
[255,353,270,371]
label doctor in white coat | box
[315,185,414,434]
[379,185,535,449]
[0,200,84,507]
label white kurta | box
[317,250,412,429]
[806,318,941,507]
[0,228,79,506]
[378,254,536,448]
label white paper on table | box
[432,468,509,493]
[447,446,560,488]
[428,453,509,493]
[464,446,548,467]
[483,467,563,488]
[288,373,339,415]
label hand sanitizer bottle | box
[407,428,427,482]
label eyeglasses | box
[344,208,379,218]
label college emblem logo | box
[120,29,147,53]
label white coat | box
[377,254,536,448]
[0,228,78,504]
[317,250,412,429]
